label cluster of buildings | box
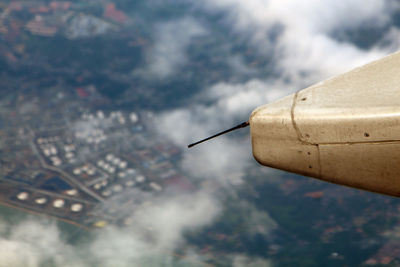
[0,1,128,39]
[0,88,190,228]
[37,135,75,166]
[364,240,400,266]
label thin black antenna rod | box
[188,121,249,148]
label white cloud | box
[134,191,220,248]
[182,139,250,184]
[0,192,220,267]
[153,78,292,185]
[196,0,398,82]
[154,79,289,143]
[206,80,290,116]
[232,255,273,267]
[153,78,291,186]
[139,17,207,79]
[88,191,221,266]
[378,26,400,53]
[0,219,86,267]
[0,240,40,267]
[240,201,277,236]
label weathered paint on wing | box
[250,51,400,196]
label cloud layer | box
[89,192,220,266]
[0,192,220,267]
[138,17,207,79]
[196,0,399,83]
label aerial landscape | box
[1,0,400,266]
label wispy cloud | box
[232,254,273,267]
[0,219,86,267]
[195,0,398,82]
[89,191,220,266]
[0,192,220,266]
[138,17,207,80]
[153,79,289,184]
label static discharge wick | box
[187,121,249,148]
